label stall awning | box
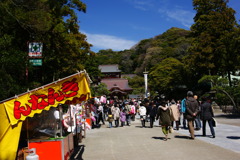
[0,70,91,160]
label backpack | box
[126,105,131,114]
[129,105,135,114]
[181,98,186,113]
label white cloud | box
[125,0,154,11]
[158,8,195,28]
[84,32,137,51]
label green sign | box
[29,59,42,66]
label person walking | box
[181,97,187,129]
[169,100,180,130]
[185,91,200,140]
[107,111,114,128]
[200,97,215,138]
[112,103,120,127]
[194,95,201,130]
[156,101,172,141]
[125,102,132,126]
[148,103,158,128]
[130,101,136,121]
[97,103,105,125]
[138,103,147,128]
[120,108,127,127]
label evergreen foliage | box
[0,0,96,101]
[190,0,240,84]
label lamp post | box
[143,69,148,98]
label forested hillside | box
[96,27,191,75]
[95,27,194,98]
[1,0,240,105]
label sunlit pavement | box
[73,115,240,160]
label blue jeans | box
[109,122,112,128]
[182,113,187,128]
[126,114,131,125]
[202,119,215,136]
[195,116,201,129]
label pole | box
[143,69,148,98]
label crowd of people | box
[87,91,216,141]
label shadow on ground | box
[215,114,240,119]
[152,136,171,141]
[70,145,85,160]
[226,136,240,140]
[174,135,190,139]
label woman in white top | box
[139,103,147,128]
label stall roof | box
[0,70,92,160]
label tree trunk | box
[227,70,232,87]
[217,89,237,113]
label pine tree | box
[190,0,239,86]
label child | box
[107,113,114,128]
[120,109,126,127]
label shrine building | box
[98,64,133,99]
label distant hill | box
[96,27,192,75]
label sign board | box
[28,42,43,57]
[29,59,42,66]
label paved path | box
[74,114,240,160]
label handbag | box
[169,126,174,133]
[212,118,217,127]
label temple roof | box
[98,64,121,73]
[101,78,132,91]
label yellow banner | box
[4,72,91,126]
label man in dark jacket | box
[185,91,199,139]
[201,97,215,138]
[147,102,158,128]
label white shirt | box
[139,106,146,116]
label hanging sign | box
[29,59,42,66]
[28,42,43,57]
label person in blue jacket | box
[181,97,187,129]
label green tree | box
[90,83,110,97]
[127,75,144,95]
[96,49,121,65]
[198,75,238,111]
[149,58,184,96]
[0,0,93,100]
[190,0,239,85]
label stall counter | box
[29,133,74,160]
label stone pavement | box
[72,114,240,160]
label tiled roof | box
[121,74,137,78]
[101,78,132,91]
[98,64,121,73]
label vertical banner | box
[143,71,148,98]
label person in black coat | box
[200,97,215,138]
[156,101,171,141]
[147,101,158,128]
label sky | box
[78,0,240,52]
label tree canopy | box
[190,0,240,84]
[0,0,96,101]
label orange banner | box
[3,72,91,125]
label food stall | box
[0,70,91,160]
